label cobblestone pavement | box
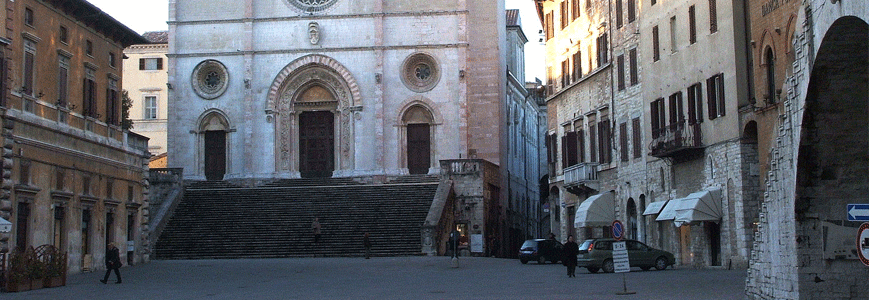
[5,256,747,300]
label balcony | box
[649,122,704,158]
[563,162,599,194]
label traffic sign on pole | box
[858,222,869,267]
[848,204,869,221]
[612,220,624,241]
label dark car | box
[519,239,563,264]
[577,238,675,273]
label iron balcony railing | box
[650,122,703,157]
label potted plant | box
[26,250,46,290]
[43,247,67,288]
[5,249,30,292]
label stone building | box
[167,1,534,255]
[504,9,548,254]
[0,0,150,274]
[536,0,615,243]
[746,1,869,299]
[538,0,756,270]
[124,31,169,167]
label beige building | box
[124,31,169,167]
[0,0,150,275]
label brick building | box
[0,0,150,274]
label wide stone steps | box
[154,177,439,259]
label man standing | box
[312,218,322,243]
[100,243,122,284]
[363,232,372,259]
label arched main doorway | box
[268,55,361,178]
[199,111,230,181]
[627,198,638,240]
[796,16,868,282]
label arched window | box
[765,47,776,104]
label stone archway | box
[197,110,231,180]
[795,16,868,289]
[267,55,362,177]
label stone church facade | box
[167,0,506,181]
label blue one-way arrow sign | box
[848,204,869,221]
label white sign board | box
[471,234,483,253]
[612,241,631,273]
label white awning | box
[0,217,10,233]
[643,201,668,216]
[655,188,723,226]
[574,191,615,228]
[655,199,680,221]
[673,188,723,226]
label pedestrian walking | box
[100,243,122,284]
[363,232,372,259]
[563,235,579,277]
[312,217,322,243]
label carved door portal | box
[204,130,226,181]
[407,124,430,174]
[299,111,334,178]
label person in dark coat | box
[363,232,372,259]
[101,243,122,284]
[312,218,322,243]
[563,235,579,278]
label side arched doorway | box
[627,198,638,240]
[401,104,434,174]
[199,111,230,181]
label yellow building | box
[124,31,169,168]
[0,0,150,274]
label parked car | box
[576,238,675,273]
[519,239,564,264]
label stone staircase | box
[154,176,440,259]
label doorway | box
[407,124,431,174]
[707,221,721,266]
[299,111,334,178]
[680,225,691,265]
[204,130,226,181]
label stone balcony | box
[563,162,599,194]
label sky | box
[86,0,545,80]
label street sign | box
[612,220,625,241]
[848,204,869,221]
[612,241,631,273]
[858,223,869,267]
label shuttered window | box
[706,74,725,119]
[627,0,636,23]
[689,5,697,44]
[616,0,623,27]
[687,83,703,124]
[566,131,578,166]
[668,92,684,127]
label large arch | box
[795,15,868,290]
[267,55,362,176]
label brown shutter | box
[616,0,623,27]
[620,122,628,162]
[157,58,163,70]
[652,26,660,61]
[24,52,34,95]
[717,74,726,116]
[577,129,585,163]
[566,131,578,166]
[627,0,636,23]
[632,118,642,158]
[709,0,718,33]
[629,49,638,85]
[589,124,597,163]
[707,76,717,119]
[687,85,697,124]
[82,79,89,116]
[561,135,568,169]
[650,100,659,138]
[139,58,145,70]
[617,54,625,90]
[689,5,697,44]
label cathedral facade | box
[167,0,506,180]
